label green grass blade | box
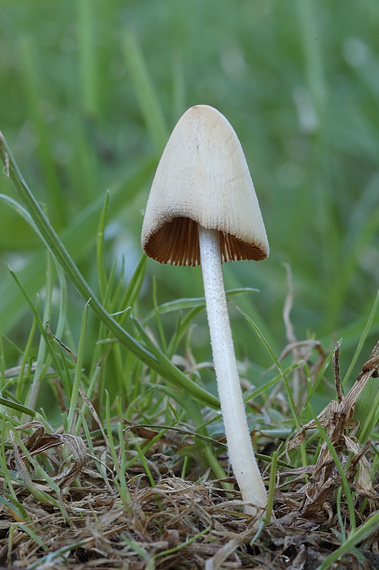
[0,133,217,408]
[0,194,40,236]
[105,392,130,511]
[68,301,89,430]
[20,37,65,227]
[0,397,36,417]
[26,252,53,411]
[0,153,157,334]
[116,255,147,323]
[132,315,219,409]
[239,308,301,431]
[318,511,379,570]
[343,289,379,387]
[124,33,169,153]
[77,0,98,117]
[96,190,110,301]
[311,409,356,533]
[144,288,259,321]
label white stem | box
[198,225,267,516]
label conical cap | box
[141,105,269,266]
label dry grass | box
[1,343,379,569]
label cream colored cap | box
[141,105,269,266]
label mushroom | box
[141,105,269,518]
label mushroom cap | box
[141,105,269,266]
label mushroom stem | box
[198,225,267,517]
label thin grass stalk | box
[343,289,379,386]
[117,255,147,326]
[12,522,48,553]
[53,261,68,343]
[152,277,168,354]
[124,426,170,473]
[336,486,347,543]
[239,310,301,429]
[68,301,89,431]
[0,495,27,524]
[116,417,131,509]
[0,398,36,419]
[0,332,4,392]
[318,511,379,570]
[134,439,158,493]
[105,391,130,511]
[10,430,68,519]
[20,38,65,227]
[311,410,356,533]
[96,190,110,301]
[246,360,309,404]
[124,33,168,153]
[26,252,54,411]
[15,311,38,403]
[0,423,29,522]
[153,525,212,562]
[153,382,228,483]
[77,0,98,117]
[264,449,278,525]
[8,268,71,406]
[240,309,309,472]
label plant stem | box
[198,226,267,516]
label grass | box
[0,1,379,567]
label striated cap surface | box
[141,105,269,266]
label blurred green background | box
[0,0,378,389]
